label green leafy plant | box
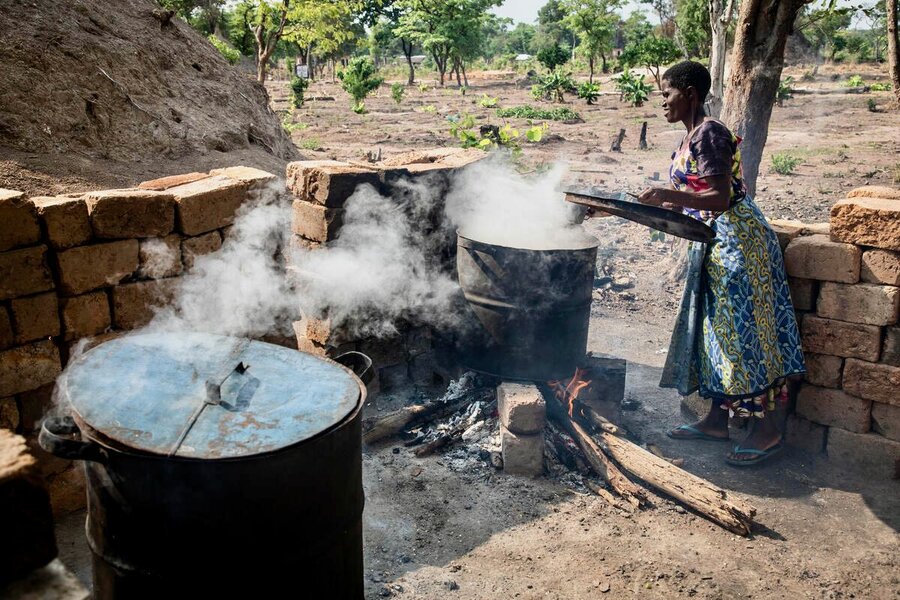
[448,113,547,157]
[459,85,469,96]
[299,137,321,150]
[770,152,802,175]
[649,230,667,243]
[208,35,240,65]
[775,76,794,107]
[337,56,383,114]
[845,74,864,88]
[479,94,499,108]
[613,69,652,107]
[281,114,307,134]
[577,82,601,105]
[870,82,892,91]
[533,70,577,103]
[421,104,437,114]
[536,44,569,72]
[496,105,581,121]
[290,77,309,108]
[390,83,405,104]
[867,98,878,112]
[418,83,430,93]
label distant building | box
[515,54,532,62]
[410,55,427,66]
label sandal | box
[666,424,730,442]
[724,439,784,467]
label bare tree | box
[706,0,736,117]
[888,0,900,107]
[720,0,813,196]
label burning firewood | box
[414,398,496,457]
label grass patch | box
[299,137,321,150]
[496,105,581,121]
[770,152,802,175]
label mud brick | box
[859,249,900,287]
[883,327,900,367]
[169,175,249,235]
[286,160,380,207]
[358,335,406,368]
[111,279,178,330]
[816,282,899,326]
[787,278,817,311]
[795,384,871,432]
[0,429,58,584]
[0,246,54,301]
[0,397,19,430]
[846,185,900,200]
[44,462,87,516]
[84,189,175,239]
[378,364,410,391]
[0,340,61,398]
[30,196,92,250]
[498,383,545,435]
[803,353,843,388]
[784,414,827,454]
[826,427,900,480]
[830,196,900,251]
[801,315,881,362]
[181,230,222,270]
[409,355,438,386]
[406,326,432,358]
[301,315,339,345]
[10,292,59,343]
[138,172,209,191]
[783,235,861,283]
[60,291,111,341]
[18,384,54,433]
[56,240,139,296]
[803,223,830,236]
[0,189,40,252]
[501,424,544,477]
[842,359,900,407]
[872,402,900,442]
[0,306,12,350]
[768,219,804,250]
[210,166,278,192]
[139,234,182,279]
[291,200,343,242]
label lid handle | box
[205,361,249,405]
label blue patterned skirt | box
[660,197,806,416]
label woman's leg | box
[668,399,730,439]
[726,408,783,461]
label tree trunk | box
[589,55,594,84]
[707,0,736,117]
[720,0,812,197]
[403,40,415,85]
[888,0,900,106]
[601,53,608,73]
[461,61,469,87]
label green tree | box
[621,11,653,47]
[563,0,622,81]
[620,34,681,89]
[797,7,854,61]
[160,0,226,34]
[226,2,257,56]
[673,0,711,58]
[536,44,570,70]
[338,56,384,111]
[506,22,538,54]
[535,0,577,52]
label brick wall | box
[775,185,900,479]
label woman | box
[636,61,805,466]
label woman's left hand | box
[637,188,667,206]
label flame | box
[549,367,591,418]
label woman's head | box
[660,61,711,124]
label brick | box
[0,429,58,582]
[409,355,438,386]
[291,200,343,242]
[860,249,900,286]
[872,402,900,441]
[378,364,409,391]
[498,382,546,435]
[209,166,278,191]
[111,279,178,330]
[0,397,19,430]
[85,189,175,239]
[784,235,861,283]
[406,326,432,357]
[0,246,55,301]
[139,234,182,279]
[285,160,380,207]
[60,291,111,341]
[169,175,249,235]
[18,384,54,433]
[0,189,40,251]
[358,335,405,368]
[846,185,900,200]
[30,196,92,250]
[0,340,61,399]
[10,292,59,343]
[300,315,338,345]
[803,223,830,236]
[768,219,803,250]
[0,306,14,350]
[801,315,881,361]
[803,353,843,388]
[842,358,900,406]
[826,427,900,480]
[788,278,817,311]
[181,231,222,270]
[501,424,544,476]
[795,384,871,432]
[784,414,826,454]
[883,326,900,367]
[830,196,900,251]
[56,239,138,296]
[44,462,87,515]
[138,172,209,191]
[816,282,899,326]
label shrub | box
[390,82,405,104]
[421,105,437,113]
[867,98,877,112]
[496,105,581,121]
[536,44,569,72]
[290,77,309,108]
[870,82,892,92]
[533,70,577,103]
[845,74,864,88]
[770,152,802,175]
[775,76,793,107]
[447,112,547,156]
[300,137,321,150]
[337,56,384,113]
[613,69,652,107]
[208,35,240,65]
[577,82,600,105]
[418,83,430,93]
[479,94,499,108]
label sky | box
[492,0,654,25]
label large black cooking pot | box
[456,230,599,381]
[39,333,371,599]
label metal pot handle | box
[39,416,108,464]
[334,351,373,385]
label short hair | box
[662,61,712,103]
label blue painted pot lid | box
[59,332,361,459]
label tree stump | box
[639,122,648,150]
[610,129,626,152]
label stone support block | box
[783,235,860,283]
[286,160,380,207]
[378,364,410,391]
[138,172,209,191]
[860,249,900,286]
[842,359,900,406]
[181,230,222,270]
[358,335,406,368]
[800,315,881,362]
[291,200,343,242]
[30,196,92,250]
[883,326,900,367]
[56,240,139,296]
[784,414,827,454]
[826,427,900,480]
[768,219,803,251]
[169,175,249,235]
[0,396,19,430]
[139,234,183,279]
[10,292,59,343]
[111,279,178,330]
[0,340,61,405]
[847,185,900,200]
[409,355,437,386]
[872,402,900,442]
[60,291,111,341]
[0,307,13,350]
[830,196,900,251]
[803,353,843,389]
[788,278,817,311]
[406,326,432,358]
[816,282,899,326]
[210,166,278,192]
[796,384,871,432]
[0,246,55,301]
[0,189,40,252]
[501,424,544,477]
[498,382,546,435]
[18,384,54,433]
[84,189,175,239]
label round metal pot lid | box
[59,332,361,459]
